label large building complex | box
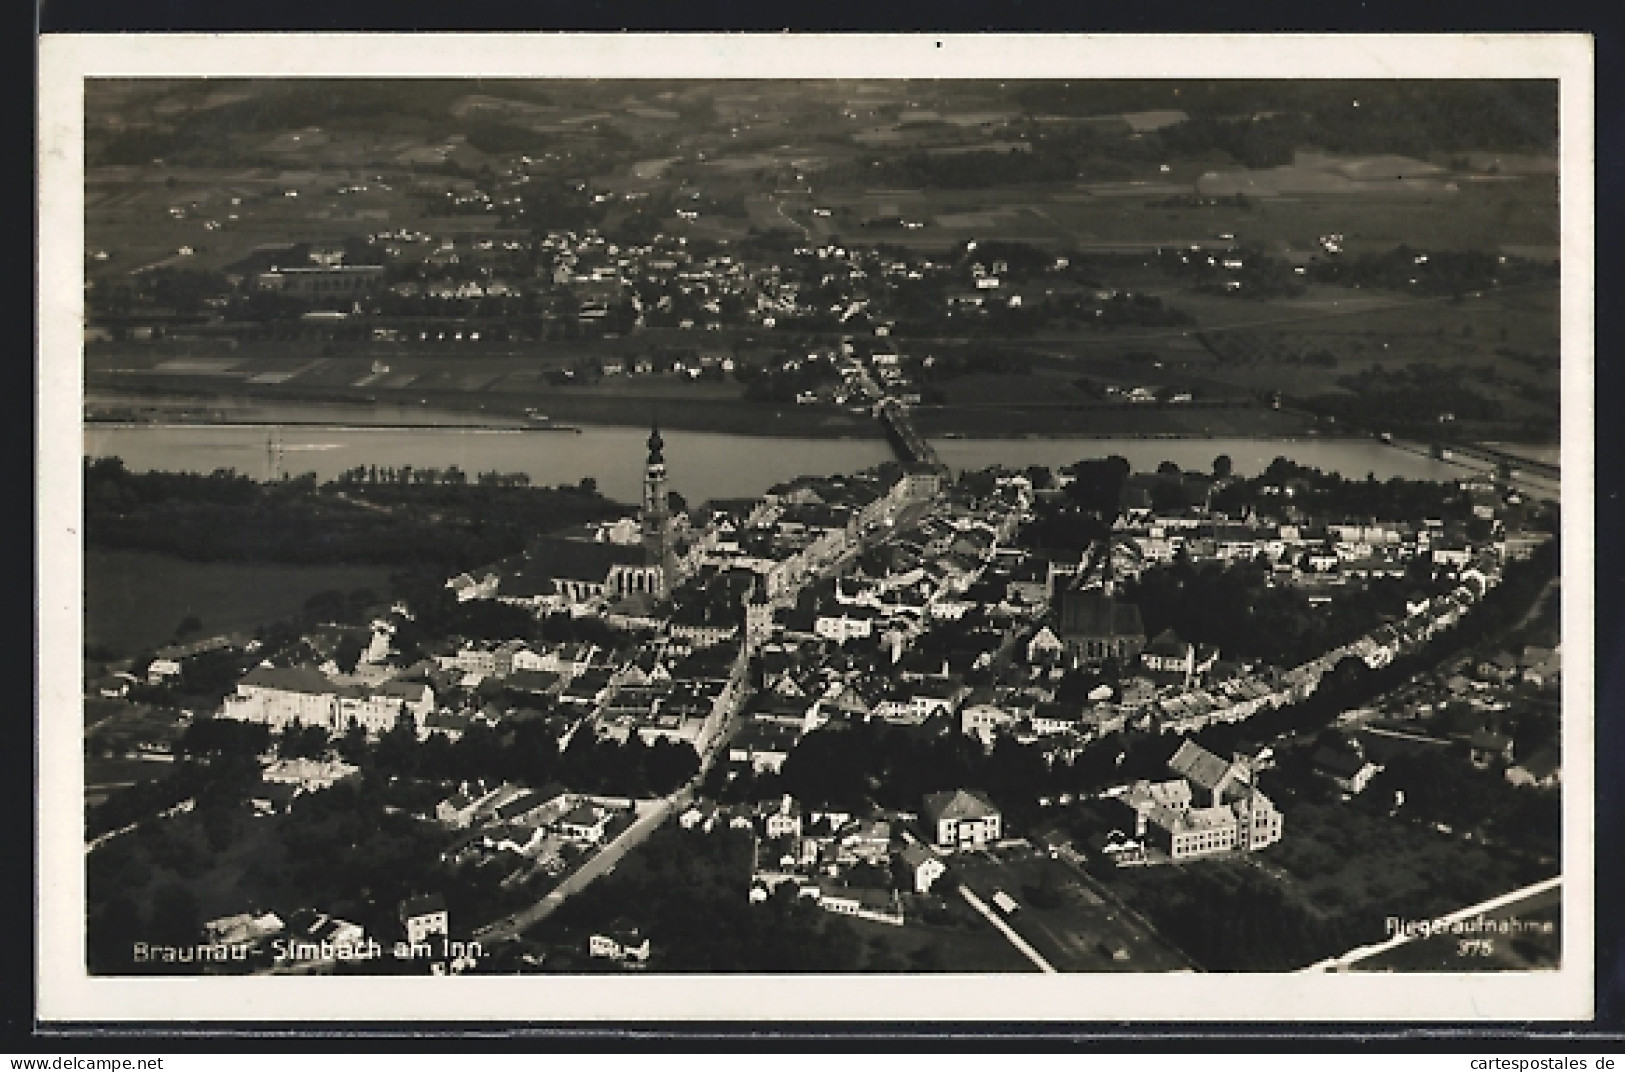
[1120,740,1284,861]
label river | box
[82,421,1532,506]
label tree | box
[1150,480,1187,515]
[337,724,369,765]
[1157,460,1182,477]
[88,895,144,972]
[333,634,365,674]
[578,476,598,495]
[148,882,201,946]
[1062,455,1132,518]
[1213,454,1234,479]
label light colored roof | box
[1123,778,1192,812]
[1512,747,1561,780]
[1173,804,1235,833]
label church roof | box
[1058,587,1144,640]
[527,535,649,582]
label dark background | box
[22,0,1624,1051]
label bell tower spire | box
[640,413,672,598]
[646,416,664,467]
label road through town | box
[474,787,691,943]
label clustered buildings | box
[121,399,1547,966]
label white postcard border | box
[37,31,1596,1023]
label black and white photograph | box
[35,33,1596,1024]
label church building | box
[1053,540,1146,668]
[638,420,678,599]
[499,419,682,606]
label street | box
[473,786,690,943]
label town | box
[84,394,1560,974]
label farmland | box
[82,79,1560,446]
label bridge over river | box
[878,399,948,476]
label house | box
[1029,702,1088,737]
[921,788,1002,852]
[810,884,905,926]
[505,668,563,697]
[399,893,449,946]
[1505,746,1561,789]
[557,802,611,845]
[1141,628,1195,678]
[1025,625,1066,664]
[961,702,1018,747]
[261,757,359,794]
[678,801,719,832]
[222,665,426,736]
[1469,729,1515,770]
[420,710,472,740]
[494,783,572,827]
[1310,738,1382,795]
[204,911,284,947]
[146,658,183,685]
[484,822,547,857]
[434,784,504,829]
[759,794,804,839]
[814,606,878,643]
[305,914,367,951]
[896,843,947,893]
[249,780,299,815]
[874,678,965,726]
[370,678,436,725]
[1517,645,1561,689]
[221,665,341,731]
[588,920,651,963]
[728,719,800,774]
[838,817,893,865]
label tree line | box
[84,457,624,575]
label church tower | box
[744,577,774,650]
[640,419,673,597]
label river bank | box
[83,424,1524,508]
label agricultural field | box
[911,402,1314,439]
[82,79,1561,444]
